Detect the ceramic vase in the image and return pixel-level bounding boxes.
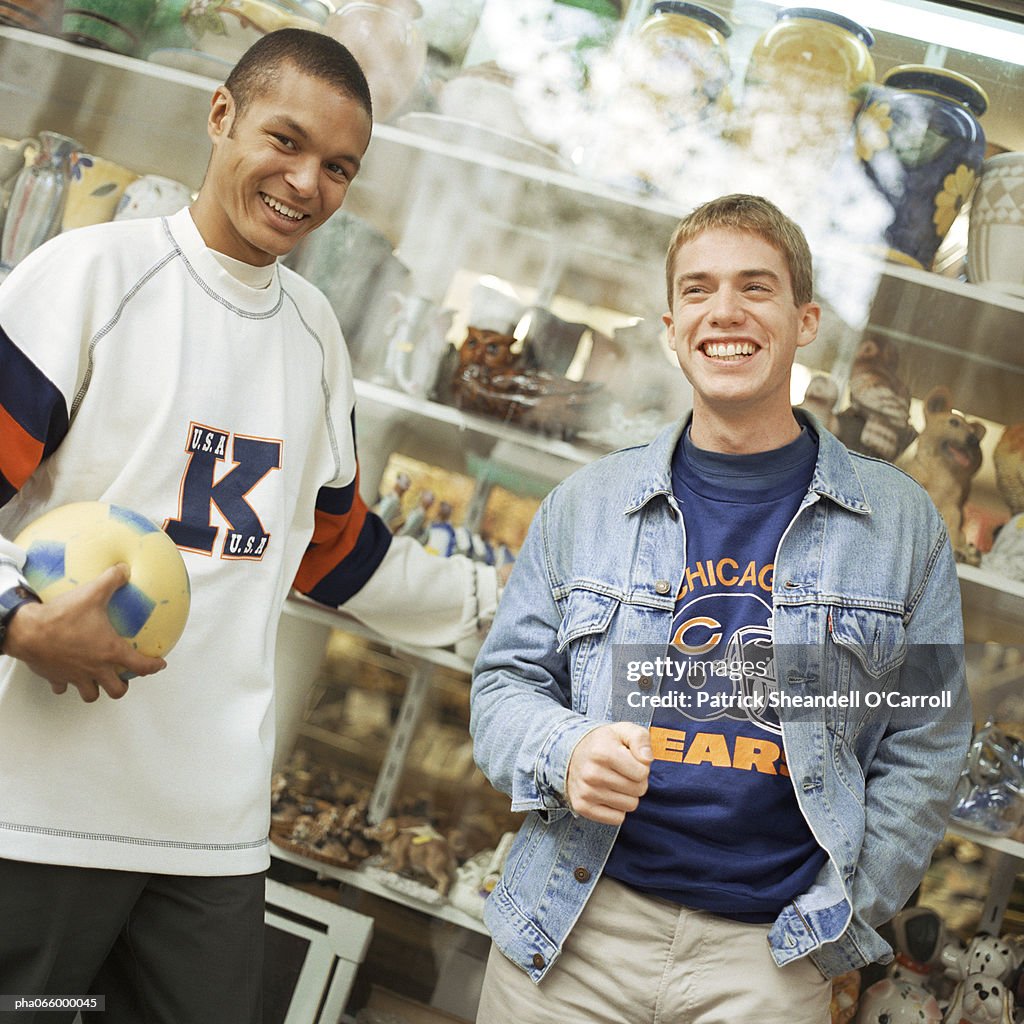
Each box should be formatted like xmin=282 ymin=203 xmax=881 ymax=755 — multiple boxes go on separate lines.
xmin=324 ymin=0 xmax=426 ymax=123
xmin=854 ymin=65 xmax=987 ymax=270
xmin=0 ymin=136 xmax=37 ymax=236
xmin=0 ymin=131 xmax=83 ymax=272
xmin=967 ymin=152 xmax=1024 ymax=296
xmin=62 ymin=0 xmax=161 ymax=56
xmin=740 ymin=7 xmax=875 ymax=172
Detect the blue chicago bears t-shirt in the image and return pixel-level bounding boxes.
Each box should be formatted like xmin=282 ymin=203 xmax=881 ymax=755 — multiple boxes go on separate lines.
xmin=604 ymin=424 xmax=827 ymax=922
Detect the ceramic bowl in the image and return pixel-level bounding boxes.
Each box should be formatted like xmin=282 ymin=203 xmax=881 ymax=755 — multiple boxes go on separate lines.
xmin=437 ymin=66 xmax=531 ymax=139
xmin=113 ymin=174 xmax=193 ymax=221
xmin=62 ymin=153 xmax=139 ymax=231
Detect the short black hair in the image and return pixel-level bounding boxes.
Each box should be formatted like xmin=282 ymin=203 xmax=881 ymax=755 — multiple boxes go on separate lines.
xmin=224 ymin=28 xmax=372 ymax=123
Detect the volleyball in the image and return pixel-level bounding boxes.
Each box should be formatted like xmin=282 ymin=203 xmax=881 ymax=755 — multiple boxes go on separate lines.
xmin=15 ymin=502 xmax=191 ymax=658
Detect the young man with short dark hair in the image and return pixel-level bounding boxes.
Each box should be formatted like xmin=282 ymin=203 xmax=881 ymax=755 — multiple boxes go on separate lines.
xmin=0 ymin=29 xmax=497 ymax=1022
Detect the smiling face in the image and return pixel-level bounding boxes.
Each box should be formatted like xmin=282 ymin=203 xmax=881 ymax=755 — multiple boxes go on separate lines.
xmin=663 ymin=227 xmax=821 ymax=450
xmin=190 ymin=65 xmax=372 ymax=266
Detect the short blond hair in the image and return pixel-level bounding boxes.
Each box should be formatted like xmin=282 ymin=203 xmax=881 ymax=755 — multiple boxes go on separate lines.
xmin=664 ymin=194 xmax=813 ymax=307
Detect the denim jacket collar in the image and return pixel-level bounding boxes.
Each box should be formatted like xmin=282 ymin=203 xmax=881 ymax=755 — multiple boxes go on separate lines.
xmin=625 ymin=411 xmax=872 ymax=517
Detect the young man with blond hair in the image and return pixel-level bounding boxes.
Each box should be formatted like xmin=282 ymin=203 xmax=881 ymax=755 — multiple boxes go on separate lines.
xmin=471 ymin=194 xmax=970 ymax=1023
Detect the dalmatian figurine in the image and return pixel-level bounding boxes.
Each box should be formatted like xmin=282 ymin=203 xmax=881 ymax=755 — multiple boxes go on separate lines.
xmin=940 ymin=934 xmax=1019 ymax=1024
xmin=855 ymin=978 xmax=942 ymax=1023
xmin=941 ymin=975 xmax=1013 ymax=1024
xmin=855 ymin=907 xmax=948 ymax=1024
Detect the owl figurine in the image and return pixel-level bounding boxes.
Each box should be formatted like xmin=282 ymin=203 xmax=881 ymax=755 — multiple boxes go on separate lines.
xmin=451 ymin=326 xmax=603 ymax=440
xmin=836 ymin=336 xmax=918 ymax=462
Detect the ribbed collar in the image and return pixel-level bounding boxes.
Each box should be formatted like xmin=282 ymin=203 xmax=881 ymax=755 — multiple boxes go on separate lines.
xmin=623 ymin=411 xmax=872 ymax=516
xmin=163 ymin=208 xmax=283 ymax=317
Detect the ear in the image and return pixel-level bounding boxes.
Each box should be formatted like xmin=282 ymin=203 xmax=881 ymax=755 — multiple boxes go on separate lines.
xmin=207 ymin=85 xmax=236 ymax=145
xmin=662 ymin=311 xmax=676 ymax=351
xmin=796 ymin=301 xmax=821 ymax=349
xmin=924 ymin=386 xmax=953 ymax=416
xmin=970 ymin=420 xmax=987 ymax=442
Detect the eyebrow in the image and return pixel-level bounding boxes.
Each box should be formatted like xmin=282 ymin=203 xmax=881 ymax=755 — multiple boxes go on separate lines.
xmin=269 ymin=115 xmax=309 ymax=141
xmin=677 ymin=269 xmax=782 ymax=284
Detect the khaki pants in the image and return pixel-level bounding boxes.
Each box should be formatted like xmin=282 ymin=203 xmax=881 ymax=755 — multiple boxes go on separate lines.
xmin=477 ymin=876 xmax=831 ymax=1024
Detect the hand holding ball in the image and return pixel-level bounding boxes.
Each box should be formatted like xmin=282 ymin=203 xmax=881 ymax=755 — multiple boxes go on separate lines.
xmin=15 ymin=502 xmax=191 ymax=659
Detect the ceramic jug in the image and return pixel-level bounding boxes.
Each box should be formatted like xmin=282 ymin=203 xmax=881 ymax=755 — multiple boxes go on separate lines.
xmin=0 ymin=131 xmax=83 ymax=273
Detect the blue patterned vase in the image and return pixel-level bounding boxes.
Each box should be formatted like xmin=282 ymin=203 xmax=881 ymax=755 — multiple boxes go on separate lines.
xmin=853 ymin=64 xmax=987 ymax=270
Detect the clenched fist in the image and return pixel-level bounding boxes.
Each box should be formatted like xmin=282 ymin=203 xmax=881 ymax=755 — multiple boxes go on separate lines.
xmin=566 ymin=722 xmax=653 ymax=825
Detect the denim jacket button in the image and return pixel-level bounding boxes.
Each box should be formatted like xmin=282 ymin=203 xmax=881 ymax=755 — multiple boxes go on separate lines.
xmin=654 ymin=579 xmax=671 ymax=595
xmin=637 ymin=675 xmax=653 ymax=691
xmin=532 ymin=953 xmax=546 ymax=968
xmin=573 ymin=866 xmax=591 ymax=883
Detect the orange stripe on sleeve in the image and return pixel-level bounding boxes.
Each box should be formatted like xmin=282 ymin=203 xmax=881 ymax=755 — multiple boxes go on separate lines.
xmin=293 ymin=494 xmax=370 ymax=592
xmin=0 ymin=403 xmax=45 ymax=489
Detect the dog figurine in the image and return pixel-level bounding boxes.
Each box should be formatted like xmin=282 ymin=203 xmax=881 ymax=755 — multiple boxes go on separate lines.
xmin=366 ymin=817 xmax=458 ymax=896
xmin=941 ymin=934 xmax=1019 ymax=1024
xmin=901 ymin=386 xmax=986 ymax=565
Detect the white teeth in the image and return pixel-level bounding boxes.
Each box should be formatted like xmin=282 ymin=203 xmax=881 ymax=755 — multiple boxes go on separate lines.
xmin=704 ymin=341 xmax=755 ymax=359
xmin=261 ymin=194 xmax=305 ymax=220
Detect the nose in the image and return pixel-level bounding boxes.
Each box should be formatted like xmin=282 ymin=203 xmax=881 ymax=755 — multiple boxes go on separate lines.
xmin=708 ymin=287 xmax=745 ymax=327
xmin=284 ymin=157 xmax=319 ymax=198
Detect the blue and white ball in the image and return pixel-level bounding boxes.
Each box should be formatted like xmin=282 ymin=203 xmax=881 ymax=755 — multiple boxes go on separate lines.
xmin=15 ymin=502 xmax=191 ymax=658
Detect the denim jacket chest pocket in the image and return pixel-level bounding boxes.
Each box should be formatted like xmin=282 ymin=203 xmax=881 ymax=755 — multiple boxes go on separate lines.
xmin=555 ymin=587 xmax=619 ymax=716
xmin=826 ymin=605 xmax=908 ymax=748
xmin=828 ymin=606 xmax=908 ymax=681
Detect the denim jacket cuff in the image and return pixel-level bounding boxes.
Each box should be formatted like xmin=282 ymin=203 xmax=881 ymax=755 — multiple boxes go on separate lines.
xmin=534 ymin=715 xmax=604 ymax=813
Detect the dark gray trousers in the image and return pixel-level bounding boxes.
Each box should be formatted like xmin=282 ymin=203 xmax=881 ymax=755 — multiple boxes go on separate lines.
xmin=0 ymin=858 xmax=264 ymax=1024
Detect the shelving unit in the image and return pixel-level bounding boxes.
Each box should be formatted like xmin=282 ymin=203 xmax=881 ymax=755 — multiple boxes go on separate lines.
xmin=4 ymin=9 xmax=1024 ymax=1017
xmin=270 ymin=842 xmax=490 ymax=937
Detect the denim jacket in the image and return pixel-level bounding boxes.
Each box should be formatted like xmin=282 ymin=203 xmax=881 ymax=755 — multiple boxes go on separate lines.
xmin=470 ymin=414 xmax=971 ymax=982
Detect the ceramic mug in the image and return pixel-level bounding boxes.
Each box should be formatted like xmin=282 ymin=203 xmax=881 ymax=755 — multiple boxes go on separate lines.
xmin=113 ymin=174 xmax=193 ymax=220
xmin=61 ymin=153 xmax=139 ymax=231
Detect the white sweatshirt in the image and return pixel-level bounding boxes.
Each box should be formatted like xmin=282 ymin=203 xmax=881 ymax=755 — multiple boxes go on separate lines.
xmin=0 ymin=209 xmax=494 ymax=875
